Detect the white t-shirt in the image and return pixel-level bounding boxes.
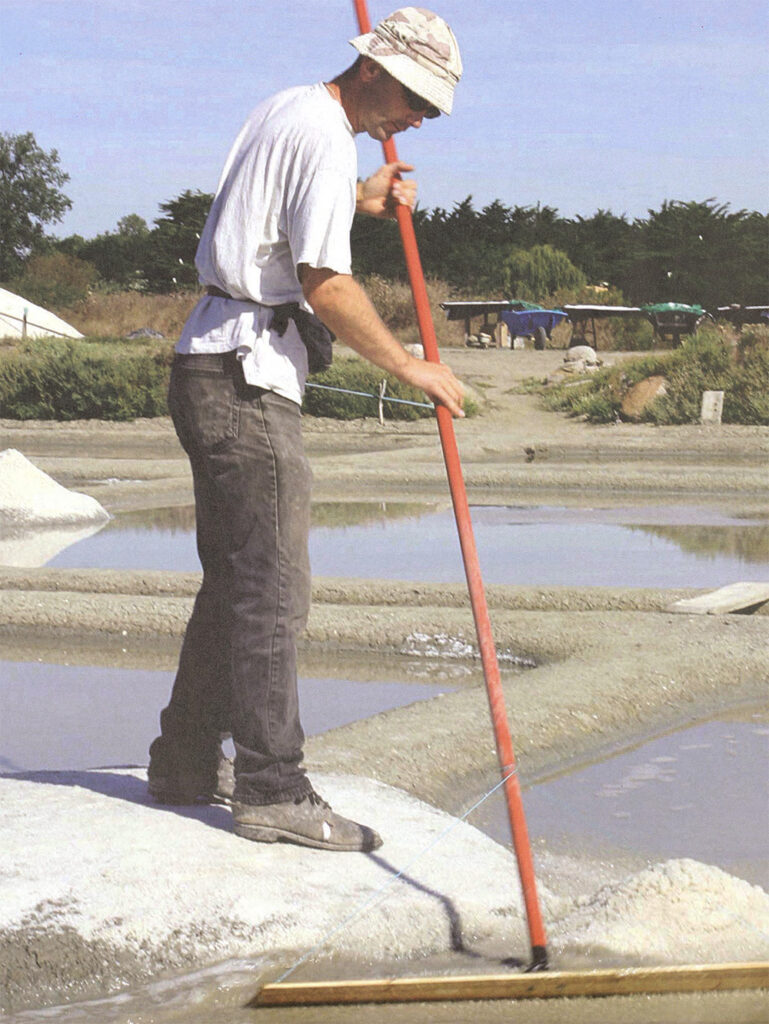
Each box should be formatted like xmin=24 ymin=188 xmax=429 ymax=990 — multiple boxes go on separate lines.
xmin=176 ymin=84 xmax=357 ymax=403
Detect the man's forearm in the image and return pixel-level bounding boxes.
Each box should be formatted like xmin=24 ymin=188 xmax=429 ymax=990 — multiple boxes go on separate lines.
xmin=301 ymin=269 xmax=414 ymax=379
xmin=300 ymin=265 xmax=465 ymax=417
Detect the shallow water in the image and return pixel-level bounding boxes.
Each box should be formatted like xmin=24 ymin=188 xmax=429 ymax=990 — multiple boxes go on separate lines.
xmin=471 ymin=705 xmax=769 ymax=889
xmin=0 ymin=657 xmax=471 ymax=773
xmin=36 ymin=502 xmax=769 ymax=588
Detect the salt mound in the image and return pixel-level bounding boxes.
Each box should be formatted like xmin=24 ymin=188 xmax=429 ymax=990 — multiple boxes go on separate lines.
xmin=0 ymin=449 xmax=109 ymax=529
xmin=556 ymin=858 xmax=769 ymax=963
xmin=0 ymin=770 xmax=541 ymax=1010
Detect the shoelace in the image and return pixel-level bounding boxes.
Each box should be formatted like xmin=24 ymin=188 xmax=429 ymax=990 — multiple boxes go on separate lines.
xmin=296 ymin=790 xmax=330 ymax=810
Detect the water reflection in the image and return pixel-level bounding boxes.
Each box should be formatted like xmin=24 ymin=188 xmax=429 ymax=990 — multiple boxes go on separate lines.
xmin=631 ymin=524 xmax=769 ymax=565
xmin=9 ymin=503 xmax=769 ymax=587
xmin=110 ymin=505 xmax=197 ymax=532
xmin=107 ymin=500 xmax=440 ymax=532
xmin=471 ymin=707 xmax=769 ymax=888
xmin=311 ymin=500 xmax=441 ymax=528
xmin=0 ymin=520 xmax=106 ymax=568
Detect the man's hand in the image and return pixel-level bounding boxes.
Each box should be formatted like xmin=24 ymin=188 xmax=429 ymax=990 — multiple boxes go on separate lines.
xmin=300 ymin=267 xmax=465 ymax=418
xmin=394 ymin=355 xmax=465 ymax=418
xmin=357 ymin=161 xmax=416 ymax=219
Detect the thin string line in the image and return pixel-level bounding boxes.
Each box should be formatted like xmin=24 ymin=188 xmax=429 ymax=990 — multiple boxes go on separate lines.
xmin=305 ymin=380 xmax=436 ymax=407
xmin=272 ymin=766 xmax=518 ymax=985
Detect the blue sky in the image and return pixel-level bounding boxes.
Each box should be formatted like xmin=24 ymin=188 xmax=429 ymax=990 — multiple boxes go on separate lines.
xmin=3 ymin=0 xmax=767 ymax=238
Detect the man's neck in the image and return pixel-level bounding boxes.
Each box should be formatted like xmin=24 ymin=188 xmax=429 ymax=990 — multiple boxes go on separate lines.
xmin=327 ymin=70 xmax=362 ymax=133
xmin=324 ymin=81 xmax=342 ymax=105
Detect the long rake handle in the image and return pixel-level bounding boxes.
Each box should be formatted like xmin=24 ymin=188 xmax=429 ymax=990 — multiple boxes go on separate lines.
xmin=351 ymin=0 xmax=548 ymax=969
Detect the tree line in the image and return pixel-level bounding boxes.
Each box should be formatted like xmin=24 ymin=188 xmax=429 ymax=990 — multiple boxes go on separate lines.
xmin=2 ymin=131 xmax=766 ymax=312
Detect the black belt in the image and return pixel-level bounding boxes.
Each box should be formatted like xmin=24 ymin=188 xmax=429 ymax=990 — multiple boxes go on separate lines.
xmin=204 ymin=286 xmax=333 ymax=373
xmin=206 ymin=285 xmax=235 ymax=300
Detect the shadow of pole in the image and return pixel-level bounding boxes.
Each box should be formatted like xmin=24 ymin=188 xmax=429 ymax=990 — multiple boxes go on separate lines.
xmin=368 ymin=851 xmax=524 ymax=968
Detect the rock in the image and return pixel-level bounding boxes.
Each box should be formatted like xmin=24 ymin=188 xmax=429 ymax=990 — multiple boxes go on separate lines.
xmin=561 ymin=345 xmax=602 ymax=375
xmin=621 ymin=375 xmax=667 ymax=421
xmin=125 ymin=328 xmax=164 ymax=340
xmin=403 ymin=343 xmax=424 ymax=359
xmin=564 ymin=345 xmax=599 ymax=364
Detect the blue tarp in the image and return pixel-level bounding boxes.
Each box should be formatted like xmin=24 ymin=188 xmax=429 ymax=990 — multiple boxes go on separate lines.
xmin=500 ymin=308 xmax=567 ymax=337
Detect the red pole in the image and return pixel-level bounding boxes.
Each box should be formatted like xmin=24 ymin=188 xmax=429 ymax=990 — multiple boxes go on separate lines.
xmin=351 ymin=0 xmax=548 ymax=970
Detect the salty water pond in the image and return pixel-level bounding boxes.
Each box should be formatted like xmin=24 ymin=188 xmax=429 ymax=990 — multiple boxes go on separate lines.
xmin=472 ymin=704 xmax=769 ymax=890
xmin=0 ymin=655 xmax=474 ymax=774
xmin=43 ymin=502 xmax=769 ymax=588
xmin=3 ymin=502 xmax=767 ymax=1023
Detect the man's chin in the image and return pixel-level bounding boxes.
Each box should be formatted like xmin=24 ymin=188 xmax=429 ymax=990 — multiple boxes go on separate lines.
xmin=367 ymin=125 xmax=394 ymax=142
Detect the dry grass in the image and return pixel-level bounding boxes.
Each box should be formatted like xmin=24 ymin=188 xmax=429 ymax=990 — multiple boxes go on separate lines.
xmin=56 ymin=290 xmax=201 ymax=340
xmin=356 ymin=275 xmax=466 ymax=348
xmin=54 ymin=277 xmax=466 ymax=347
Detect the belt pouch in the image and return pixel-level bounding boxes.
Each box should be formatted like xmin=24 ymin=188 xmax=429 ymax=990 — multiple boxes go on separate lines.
xmin=270 ymin=303 xmax=333 ymax=374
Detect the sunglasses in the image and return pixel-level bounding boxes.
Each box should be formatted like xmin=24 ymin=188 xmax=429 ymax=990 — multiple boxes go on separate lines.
xmin=401 ymin=82 xmax=440 ymax=119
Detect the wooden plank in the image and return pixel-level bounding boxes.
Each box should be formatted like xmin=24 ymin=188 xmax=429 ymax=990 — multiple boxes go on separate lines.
xmin=251 ymin=961 xmax=769 ymax=1007
xmin=668 ymin=582 xmax=769 ymax=615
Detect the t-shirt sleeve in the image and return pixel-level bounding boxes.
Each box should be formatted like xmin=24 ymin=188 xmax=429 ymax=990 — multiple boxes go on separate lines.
xmin=284 ymin=131 xmax=356 ymax=276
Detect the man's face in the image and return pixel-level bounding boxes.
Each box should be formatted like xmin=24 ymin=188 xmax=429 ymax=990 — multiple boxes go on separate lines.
xmin=361 ymin=65 xmax=438 ymax=141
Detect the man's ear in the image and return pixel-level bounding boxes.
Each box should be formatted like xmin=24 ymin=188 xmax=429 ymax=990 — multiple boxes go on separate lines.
xmin=359 ymin=57 xmax=383 ymax=83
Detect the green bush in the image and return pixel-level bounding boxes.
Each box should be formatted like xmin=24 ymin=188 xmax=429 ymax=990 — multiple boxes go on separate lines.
xmin=503 ymin=244 xmax=586 ymax=302
xmin=646 ymin=330 xmax=732 ymax=424
xmin=542 ymin=328 xmax=768 ymax=425
xmin=0 ymin=338 xmax=170 ymax=420
xmin=611 ymin=316 xmax=655 ymax=351
xmin=722 ymin=328 xmax=769 ymax=425
xmin=0 ymin=340 xmax=472 ymax=422
xmin=7 ymin=252 xmax=98 ymax=309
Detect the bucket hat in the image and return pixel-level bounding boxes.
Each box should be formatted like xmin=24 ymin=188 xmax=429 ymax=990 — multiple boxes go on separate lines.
xmin=349 ymin=7 xmax=462 ymax=116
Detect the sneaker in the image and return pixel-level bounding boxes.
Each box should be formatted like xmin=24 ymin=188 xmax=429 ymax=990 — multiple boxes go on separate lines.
xmin=148 ymin=755 xmax=235 ymax=805
xmin=232 ymin=790 xmax=382 ymax=852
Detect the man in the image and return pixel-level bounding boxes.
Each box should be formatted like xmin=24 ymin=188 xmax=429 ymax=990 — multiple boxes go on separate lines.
xmin=148 ymin=8 xmax=463 ymax=852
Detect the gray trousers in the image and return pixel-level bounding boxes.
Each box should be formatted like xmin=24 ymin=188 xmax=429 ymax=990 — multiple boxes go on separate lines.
xmin=149 ymin=352 xmax=313 ymax=804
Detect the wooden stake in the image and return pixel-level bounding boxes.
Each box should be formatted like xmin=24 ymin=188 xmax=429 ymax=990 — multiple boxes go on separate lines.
xmin=251 ymin=961 xmax=769 ymax=1007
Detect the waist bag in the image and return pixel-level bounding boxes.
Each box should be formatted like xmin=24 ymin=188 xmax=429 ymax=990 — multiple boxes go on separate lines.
xmin=205 ymin=286 xmax=333 ymax=374
xmin=270 ymin=303 xmax=334 ymax=374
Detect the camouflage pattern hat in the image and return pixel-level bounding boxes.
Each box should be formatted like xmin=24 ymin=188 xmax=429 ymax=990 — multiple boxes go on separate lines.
xmin=349 ymin=7 xmax=462 ymax=116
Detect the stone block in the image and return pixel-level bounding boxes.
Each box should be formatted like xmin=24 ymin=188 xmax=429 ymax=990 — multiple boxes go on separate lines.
xmin=700 ymin=390 xmax=724 ymax=425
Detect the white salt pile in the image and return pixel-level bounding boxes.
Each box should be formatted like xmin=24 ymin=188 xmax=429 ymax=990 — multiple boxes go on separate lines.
xmin=0 ymin=770 xmax=538 ymax=1010
xmin=0 ymin=448 xmax=109 ymax=529
xmin=554 ymin=857 xmax=769 ymax=963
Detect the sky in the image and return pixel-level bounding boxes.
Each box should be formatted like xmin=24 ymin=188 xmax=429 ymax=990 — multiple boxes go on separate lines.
xmin=3 ymin=0 xmax=768 ymax=239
